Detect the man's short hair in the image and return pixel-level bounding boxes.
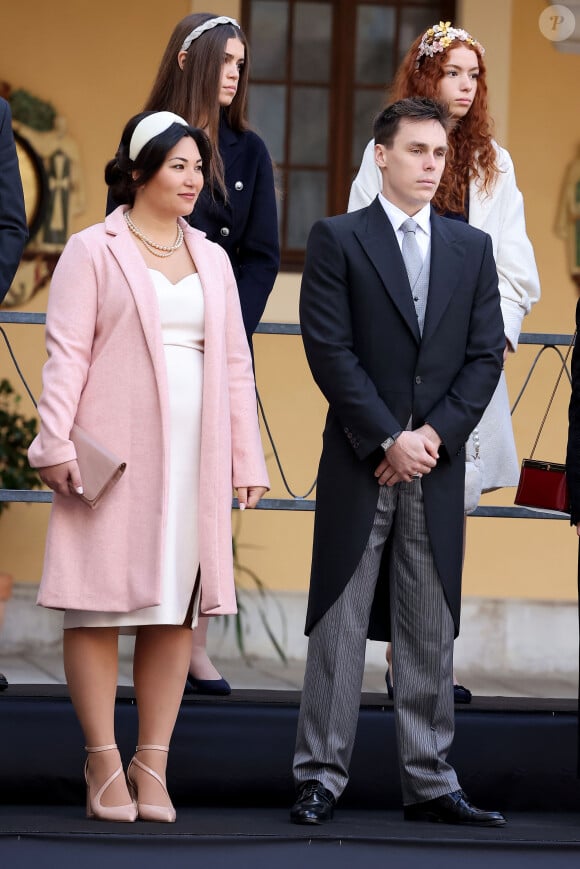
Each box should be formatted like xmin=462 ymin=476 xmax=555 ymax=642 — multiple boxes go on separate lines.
xmin=373 ymin=98 xmax=451 ymax=148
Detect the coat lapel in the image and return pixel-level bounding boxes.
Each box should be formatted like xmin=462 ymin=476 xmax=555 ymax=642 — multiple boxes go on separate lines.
xmin=354 ymin=197 xmax=421 ymax=343
xmin=104 ymin=206 xmax=167 ymax=379
xmin=422 ymin=210 xmax=467 ymax=343
xmin=219 ymin=116 xmax=242 ymax=173
xmin=105 ymin=209 xmax=221 ymax=362
xmin=182 ymin=223 xmax=221 ymax=351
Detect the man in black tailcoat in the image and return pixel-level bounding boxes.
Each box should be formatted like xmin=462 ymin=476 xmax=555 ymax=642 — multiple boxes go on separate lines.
xmin=290 ymin=99 xmax=506 ymax=827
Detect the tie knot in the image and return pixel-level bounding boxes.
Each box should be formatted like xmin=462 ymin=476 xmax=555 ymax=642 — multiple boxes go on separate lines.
xmin=400 ymin=218 xmax=418 ymax=235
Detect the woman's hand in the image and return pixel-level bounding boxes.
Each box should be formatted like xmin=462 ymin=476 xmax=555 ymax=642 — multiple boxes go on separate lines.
xmin=38 ymin=460 xmax=83 ymax=497
xmin=236 ymin=486 xmax=268 ymax=510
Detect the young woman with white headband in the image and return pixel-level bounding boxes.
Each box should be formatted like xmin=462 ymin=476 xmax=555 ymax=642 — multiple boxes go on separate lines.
xmin=348 ymin=22 xmax=541 ymax=704
xmin=30 ymin=111 xmax=269 ymax=822
xmin=142 ymin=12 xmax=279 ymax=349
xmin=139 ymin=12 xmax=279 ymax=697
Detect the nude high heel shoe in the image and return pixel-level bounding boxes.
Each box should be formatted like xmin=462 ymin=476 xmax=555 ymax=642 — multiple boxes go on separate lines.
xmin=127 ymin=744 xmax=176 ymax=823
xmin=84 ymin=744 xmax=137 ymax=822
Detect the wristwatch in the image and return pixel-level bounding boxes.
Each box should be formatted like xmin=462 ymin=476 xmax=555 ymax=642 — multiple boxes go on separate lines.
xmin=381 ymin=431 xmax=403 ymax=452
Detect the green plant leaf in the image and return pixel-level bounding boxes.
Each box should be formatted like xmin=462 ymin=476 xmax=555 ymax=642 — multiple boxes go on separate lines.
xmin=0 ymin=378 xmax=42 ymax=515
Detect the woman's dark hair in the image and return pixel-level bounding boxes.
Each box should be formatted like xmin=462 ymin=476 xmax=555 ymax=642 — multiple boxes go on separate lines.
xmin=143 ymin=13 xmax=250 ymax=196
xmin=105 ymin=111 xmax=211 ymax=206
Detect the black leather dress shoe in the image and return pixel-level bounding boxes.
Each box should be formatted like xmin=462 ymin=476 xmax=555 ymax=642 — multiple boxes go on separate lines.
xmin=290 ymin=780 xmax=336 ymax=824
xmin=404 ymin=790 xmax=506 ymax=826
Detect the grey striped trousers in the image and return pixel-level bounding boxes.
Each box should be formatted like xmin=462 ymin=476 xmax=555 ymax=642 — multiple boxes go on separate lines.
xmin=293 ymin=479 xmax=460 ymax=804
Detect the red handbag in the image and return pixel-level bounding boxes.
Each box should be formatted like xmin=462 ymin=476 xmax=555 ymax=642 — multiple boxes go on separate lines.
xmin=514 ymin=333 xmax=575 ymax=513
xmin=515 ymin=459 xmax=569 ymax=512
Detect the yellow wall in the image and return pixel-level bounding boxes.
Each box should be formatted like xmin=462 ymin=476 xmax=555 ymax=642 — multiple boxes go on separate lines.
xmin=1 ymin=0 xmax=580 ymax=606
xmin=458 ymin=0 xmax=513 ymax=145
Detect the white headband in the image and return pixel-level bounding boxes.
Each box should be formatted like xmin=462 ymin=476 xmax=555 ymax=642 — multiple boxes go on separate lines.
xmin=181 ymin=16 xmax=240 ymax=52
xmin=129 ymin=111 xmax=188 ymax=162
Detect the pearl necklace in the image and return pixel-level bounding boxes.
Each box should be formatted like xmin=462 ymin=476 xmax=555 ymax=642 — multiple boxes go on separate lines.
xmin=124 ymin=210 xmax=184 ymax=258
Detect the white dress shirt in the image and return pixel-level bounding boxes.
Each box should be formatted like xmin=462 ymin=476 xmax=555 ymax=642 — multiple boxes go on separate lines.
xmin=378 ymin=194 xmax=431 ymax=262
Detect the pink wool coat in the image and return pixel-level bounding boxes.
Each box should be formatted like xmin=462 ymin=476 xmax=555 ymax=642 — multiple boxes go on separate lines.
xmin=29 ymin=206 xmax=269 ymax=615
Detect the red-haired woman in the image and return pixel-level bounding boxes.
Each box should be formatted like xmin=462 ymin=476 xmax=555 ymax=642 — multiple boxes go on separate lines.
xmin=349 ymin=22 xmax=541 ymax=701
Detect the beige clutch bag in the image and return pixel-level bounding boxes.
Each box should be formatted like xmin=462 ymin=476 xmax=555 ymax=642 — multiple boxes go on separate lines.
xmin=70 ymin=424 xmax=127 ymax=509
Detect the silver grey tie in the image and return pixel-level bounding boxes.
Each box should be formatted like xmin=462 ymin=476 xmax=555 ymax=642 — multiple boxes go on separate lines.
xmin=400 ymin=218 xmax=429 ymax=334
xmin=400 ymin=218 xmax=422 ymax=288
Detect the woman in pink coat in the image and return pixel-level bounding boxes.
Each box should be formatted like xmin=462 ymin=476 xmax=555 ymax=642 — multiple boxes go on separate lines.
xmin=28 ymin=111 xmax=269 ymax=823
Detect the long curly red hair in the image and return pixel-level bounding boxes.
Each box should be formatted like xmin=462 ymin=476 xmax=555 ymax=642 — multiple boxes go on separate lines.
xmin=389 ymin=32 xmax=498 ymax=215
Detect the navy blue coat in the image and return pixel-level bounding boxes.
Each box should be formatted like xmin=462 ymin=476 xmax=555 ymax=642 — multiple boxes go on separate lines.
xmin=189 ymin=117 xmax=279 ymax=344
xmin=0 ymin=98 xmax=28 ymax=302
xmin=566 ymin=299 xmax=580 ymax=524
xmin=300 ymin=198 xmax=504 ymax=640
xmin=565 ymin=300 xmax=580 ymax=772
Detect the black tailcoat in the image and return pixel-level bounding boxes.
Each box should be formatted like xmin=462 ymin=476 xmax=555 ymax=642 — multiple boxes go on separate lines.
xmin=300 ymin=197 xmax=504 ymax=640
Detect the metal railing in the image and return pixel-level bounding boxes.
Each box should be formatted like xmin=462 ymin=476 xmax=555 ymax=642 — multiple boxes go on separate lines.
xmin=0 ymin=311 xmax=574 ymax=521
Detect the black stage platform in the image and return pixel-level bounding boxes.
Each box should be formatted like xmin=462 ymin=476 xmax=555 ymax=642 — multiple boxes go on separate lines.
xmin=1 ymin=687 xmax=580 ymax=867
xmin=3 ymin=807 xmax=580 ymax=869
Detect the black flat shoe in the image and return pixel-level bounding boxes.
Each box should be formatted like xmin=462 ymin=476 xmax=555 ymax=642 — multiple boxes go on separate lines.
xmin=0 ymin=673 xmax=7 ymax=691
xmin=184 ymin=675 xmax=231 ymax=696
xmin=290 ymin=780 xmax=336 ymax=825
xmin=385 ymin=667 xmax=393 ymax=700
xmin=404 ymin=790 xmax=506 ymax=827
xmin=386 ymin=670 xmax=472 ymax=705
xmin=454 ymin=683 xmax=472 ymax=704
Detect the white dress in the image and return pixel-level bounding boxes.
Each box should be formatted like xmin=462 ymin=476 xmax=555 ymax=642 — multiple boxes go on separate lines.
xmin=64 ymin=269 xmax=204 ymax=629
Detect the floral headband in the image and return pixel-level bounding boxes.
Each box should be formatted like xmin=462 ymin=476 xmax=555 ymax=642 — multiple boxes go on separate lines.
xmin=416 ymin=21 xmax=484 ymax=69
